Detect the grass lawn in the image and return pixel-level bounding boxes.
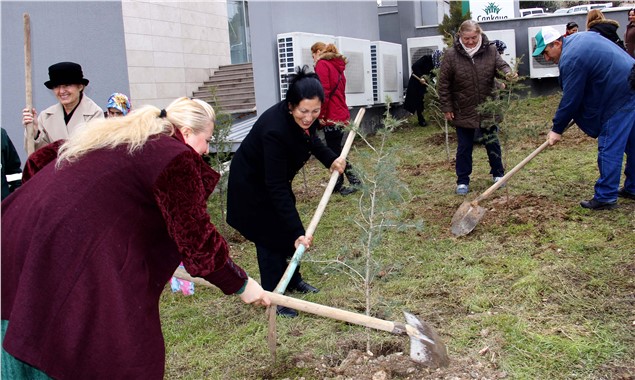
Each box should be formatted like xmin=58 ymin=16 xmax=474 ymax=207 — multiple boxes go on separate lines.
xmin=161 ymin=94 xmax=635 ymax=379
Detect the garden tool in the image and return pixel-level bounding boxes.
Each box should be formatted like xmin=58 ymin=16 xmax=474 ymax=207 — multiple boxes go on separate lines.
xmin=266 ymin=107 xmax=365 ymax=359
xmin=24 ymin=13 xmax=35 ymax=156
xmin=451 ymin=139 xmax=550 ymax=236
xmin=451 ymin=121 xmax=575 ymax=237
xmin=173 ymin=267 xmax=450 ymax=368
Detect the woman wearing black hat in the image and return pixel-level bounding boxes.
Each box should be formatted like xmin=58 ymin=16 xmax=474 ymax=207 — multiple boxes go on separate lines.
xmin=21 ymin=62 xmax=103 ymax=154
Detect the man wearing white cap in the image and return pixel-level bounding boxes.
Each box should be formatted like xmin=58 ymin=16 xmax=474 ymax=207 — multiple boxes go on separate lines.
xmin=532 ymin=26 xmax=635 ymax=210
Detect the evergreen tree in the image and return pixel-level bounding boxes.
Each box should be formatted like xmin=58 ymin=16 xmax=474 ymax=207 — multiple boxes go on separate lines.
xmin=439 ymin=1 xmax=471 ymax=46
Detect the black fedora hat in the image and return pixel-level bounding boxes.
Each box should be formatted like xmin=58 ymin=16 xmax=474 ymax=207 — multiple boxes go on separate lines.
xmin=44 ymin=62 xmax=89 ymax=89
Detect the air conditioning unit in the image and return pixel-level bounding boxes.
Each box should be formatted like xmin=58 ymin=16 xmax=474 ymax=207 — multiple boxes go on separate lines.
xmin=370 ymin=41 xmax=403 ymax=104
xmin=528 ymin=25 xmax=565 ymax=79
xmin=335 ymin=36 xmax=374 ymax=107
xmin=482 ymin=29 xmax=517 ymax=68
xmin=276 ymin=32 xmax=336 ymax=101
xmin=406 ymin=35 xmax=445 ymax=76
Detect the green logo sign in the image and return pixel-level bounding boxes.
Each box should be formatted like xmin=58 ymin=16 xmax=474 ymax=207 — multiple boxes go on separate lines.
xmin=484 ymin=2 xmax=501 ymax=14
xmin=478 ymin=2 xmax=507 ymax=21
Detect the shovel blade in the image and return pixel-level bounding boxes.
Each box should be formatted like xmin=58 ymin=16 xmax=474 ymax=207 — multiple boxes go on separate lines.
xmin=403 ymin=311 xmax=449 ymax=368
xmin=450 ymin=201 xmax=486 ymax=237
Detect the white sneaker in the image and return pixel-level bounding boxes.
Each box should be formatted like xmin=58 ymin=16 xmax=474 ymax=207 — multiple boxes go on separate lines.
xmin=456 ymin=184 xmax=469 ymax=195
xmin=493 ymin=177 xmax=506 ymax=188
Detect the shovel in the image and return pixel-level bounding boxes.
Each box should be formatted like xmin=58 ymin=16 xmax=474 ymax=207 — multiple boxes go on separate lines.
xmin=451 ymin=139 xmax=550 ymax=237
xmin=173 ymin=267 xmax=450 ymax=368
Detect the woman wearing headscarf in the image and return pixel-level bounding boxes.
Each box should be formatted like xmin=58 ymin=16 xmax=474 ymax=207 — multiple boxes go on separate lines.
xmin=2 ymin=97 xmax=269 ymax=379
xmin=438 ymin=20 xmax=515 ymax=195
xmin=227 ymin=66 xmax=346 ymax=318
xmin=404 ymin=54 xmax=434 ymax=127
xmin=105 ymin=92 xmax=132 ymax=117
xmin=586 ymin=9 xmax=626 ymax=50
xmin=21 ymin=61 xmax=103 ymax=153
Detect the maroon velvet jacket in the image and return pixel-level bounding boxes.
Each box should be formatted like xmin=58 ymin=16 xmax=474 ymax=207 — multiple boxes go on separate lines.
xmin=1 ymin=132 xmax=247 ymax=379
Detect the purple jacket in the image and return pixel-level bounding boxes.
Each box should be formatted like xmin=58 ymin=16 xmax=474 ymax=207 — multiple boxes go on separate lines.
xmin=1 ymin=132 xmax=246 ymax=379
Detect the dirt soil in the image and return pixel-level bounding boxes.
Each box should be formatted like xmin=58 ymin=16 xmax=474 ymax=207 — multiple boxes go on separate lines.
xmin=285 ymin=349 xmax=510 ymax=380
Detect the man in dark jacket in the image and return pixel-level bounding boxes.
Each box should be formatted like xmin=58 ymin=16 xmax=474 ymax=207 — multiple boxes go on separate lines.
xmin=1 ymin=128 xmax=22 ymax=200
xmin=533 ymin=26 xmax=635 ymax=209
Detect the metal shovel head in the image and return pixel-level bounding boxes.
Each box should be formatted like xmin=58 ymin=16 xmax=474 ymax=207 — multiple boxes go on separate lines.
xmin=451 ymin=200 xmax=487 ymax=237
xmin=403 ymin=311 xmax=450 ymax=368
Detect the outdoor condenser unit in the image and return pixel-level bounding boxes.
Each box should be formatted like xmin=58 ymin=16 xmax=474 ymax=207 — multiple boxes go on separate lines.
xmin=335 ymin=36 xmax=374 ymax=107
xmin=276 ymin=32 xmax=336 ymax=101
xmin=528 ymin=25 xmax=565 ymax=79
xmin=370 ymin=41 xmax=403 ymax=104
xmin=482 ymin=29 xmax=517 ymax=69
xmin=406 ymin=35 xmax=445 ymax=76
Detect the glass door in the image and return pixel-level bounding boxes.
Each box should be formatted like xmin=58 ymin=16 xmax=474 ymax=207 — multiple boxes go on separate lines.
xmin=227 ymin=0 xmax=251 ymax=64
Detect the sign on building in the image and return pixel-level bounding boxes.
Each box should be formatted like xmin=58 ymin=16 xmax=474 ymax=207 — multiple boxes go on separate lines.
xmin=469 ymin=0 xmax=514 ymax=22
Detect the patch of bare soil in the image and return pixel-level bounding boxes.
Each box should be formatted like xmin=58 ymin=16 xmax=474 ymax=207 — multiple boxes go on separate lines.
xmin=287 ymin=349 xmax=508 ymax=380
xmin=401 ymin=161 xmax=454 ymax=176
xmin=479 ymin=194 xmax=568 ymax=229
xmin=426 ymin=132 xmax=457 ymax=146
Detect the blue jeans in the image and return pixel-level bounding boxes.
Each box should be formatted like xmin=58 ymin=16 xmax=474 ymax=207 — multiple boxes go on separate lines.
xmin=594 ymin=93 xmax=635 ymax=202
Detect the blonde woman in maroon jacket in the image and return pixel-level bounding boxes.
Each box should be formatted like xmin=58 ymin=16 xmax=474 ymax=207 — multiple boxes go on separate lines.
xmin=311 ymin=42 xmax=361 ymax=195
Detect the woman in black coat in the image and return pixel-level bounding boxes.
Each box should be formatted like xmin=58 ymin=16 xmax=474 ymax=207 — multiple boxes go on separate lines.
xmin=227 ymin=66 xmax=346 ymax=318
xmin=404 ymin=54 xmax=434 ymax=127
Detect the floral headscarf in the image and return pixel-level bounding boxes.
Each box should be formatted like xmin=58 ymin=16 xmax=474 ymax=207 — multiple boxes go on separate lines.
xmin=106 ymin=93 xmax=131 ymax=116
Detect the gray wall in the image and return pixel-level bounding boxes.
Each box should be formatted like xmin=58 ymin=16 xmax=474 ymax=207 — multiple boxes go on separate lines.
xmin=1 ymin=1 xmax=129 ymax=164
xmin=248 ymin=1 xmax=380 ymax=115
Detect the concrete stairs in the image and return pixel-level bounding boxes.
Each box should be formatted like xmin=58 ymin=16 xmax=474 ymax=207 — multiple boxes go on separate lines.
xmin=192 ymin=63 xmax=256 ymax=116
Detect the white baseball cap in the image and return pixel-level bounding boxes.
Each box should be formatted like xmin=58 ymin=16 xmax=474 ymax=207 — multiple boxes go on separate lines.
xmin=532 ymin=26 xmax=561 ymax=57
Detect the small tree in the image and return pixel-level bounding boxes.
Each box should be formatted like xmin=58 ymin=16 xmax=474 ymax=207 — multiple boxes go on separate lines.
xmin=342 ymin=103 xmax=423 ymax=353
xmin=205 ymin=86 xmax=234 ymax=232
xmin=438 ymin=1 xmax=471 ymax=46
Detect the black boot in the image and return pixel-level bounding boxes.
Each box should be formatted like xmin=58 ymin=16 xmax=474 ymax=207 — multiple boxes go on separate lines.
xmin=289 ymin=280 xmax=319 ymax=294
xmin=417 ymin=112 xmax=427 ymax=127
xmin=340 ymin=165 xmax=361 ymax=195
xmin=333 ymin=174 xmax=344 ymax=193
xmin=276 ymin=306 xmax=298 ymax=318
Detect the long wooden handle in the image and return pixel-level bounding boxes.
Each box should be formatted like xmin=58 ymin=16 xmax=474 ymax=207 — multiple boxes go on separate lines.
xmin=473 ymin=120 xmax=574 ymax=204
xmin=172 ymin=267 xmax=403 ymax=335
xmin=474 ymin=139 xmax=550 ymax=203
xmin=273 ymin=107 xmax=366 ymax=295
xmin=24 ymin=13 xmax=35 ymax=156
xmin=304 ymin=107 xmax=365 ymax=237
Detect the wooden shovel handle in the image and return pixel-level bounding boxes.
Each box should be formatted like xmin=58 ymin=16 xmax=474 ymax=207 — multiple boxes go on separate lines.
xmin=474 ymin=139 xmax=550 ymax=203
xmin=172 ymin=267 xmax=402 ymax=335
xmin=24 ymin=13 xmax=35 ymax=156
xmin=305 ymin=107 xmax=365 ymax=237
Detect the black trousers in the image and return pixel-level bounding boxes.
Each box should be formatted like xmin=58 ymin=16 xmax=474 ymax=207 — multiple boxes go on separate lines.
xmin=255 ymin=243 xmax=302 ymax=291
xmin=455 ymin=125 xmax=504 ymax=185
xmin=323 ymin=126 xmax=358 ymax=186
